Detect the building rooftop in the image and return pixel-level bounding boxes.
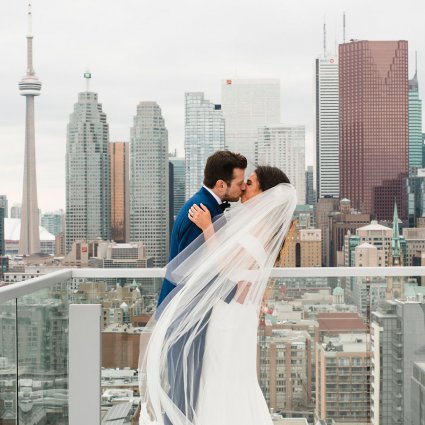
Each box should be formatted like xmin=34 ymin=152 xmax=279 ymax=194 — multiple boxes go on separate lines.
xmin=322 ymin=333 xmax=369 ymax=354
xmin=317 ymin=312 xmax=367 ymax=333
xmin=358 ymin=220 xmax=391 ymax=232
xmin=103 ymin=323 xmax=144 ymax=334
xmin=101 ymin=401 xmax=133 ymax=425
xmin=356 ymin=242 xmax=376 ymax=249
xmin=269 ymin=329 xmax=310 ymax=344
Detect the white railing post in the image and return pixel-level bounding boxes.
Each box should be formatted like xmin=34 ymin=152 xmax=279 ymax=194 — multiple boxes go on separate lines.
xmin=69 ymin=304 xmax=102 ymax=425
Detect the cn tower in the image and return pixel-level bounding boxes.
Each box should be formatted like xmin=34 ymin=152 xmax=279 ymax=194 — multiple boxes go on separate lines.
xmin=18 ymin=1 xmax=41 ymax=255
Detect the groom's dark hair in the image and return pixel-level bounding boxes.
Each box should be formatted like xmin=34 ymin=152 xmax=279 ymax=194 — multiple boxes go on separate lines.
xmin=255 ymin=165 xmax=290 ymax=191
xmin=203 ymin=150 xmax=247 ymax=188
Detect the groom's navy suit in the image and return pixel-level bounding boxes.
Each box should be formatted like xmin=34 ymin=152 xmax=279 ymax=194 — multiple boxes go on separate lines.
xmin=157 ymin=186 xmax=224 ymax=307
xmin=157 ymin=186 xmax=226 ymax=422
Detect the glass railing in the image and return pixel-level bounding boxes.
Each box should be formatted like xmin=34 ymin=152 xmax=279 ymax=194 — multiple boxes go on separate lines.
xmin=1 ymin=266 xmax=425 ymax=424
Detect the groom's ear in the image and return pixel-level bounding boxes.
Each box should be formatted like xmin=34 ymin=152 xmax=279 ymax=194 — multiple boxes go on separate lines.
xmin=214 ymin=180 xmax=227 ymax=196
xmin=215 ymin=180 xmax=226 ymax=190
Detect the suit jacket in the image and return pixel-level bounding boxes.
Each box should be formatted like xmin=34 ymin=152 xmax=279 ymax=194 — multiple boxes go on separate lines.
xmin=157 ymin=187 xmax=223 ymax=307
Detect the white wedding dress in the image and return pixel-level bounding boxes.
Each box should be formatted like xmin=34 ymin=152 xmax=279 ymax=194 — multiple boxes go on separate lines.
xmin=139 ymin=184 xmax=297 ymax=425
xmin=195 ymin=299 xmax=272 ymax=425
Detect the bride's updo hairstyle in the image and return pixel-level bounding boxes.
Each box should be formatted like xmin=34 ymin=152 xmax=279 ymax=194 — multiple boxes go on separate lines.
xmin=255 ymin=165 xmax=290 ymax=191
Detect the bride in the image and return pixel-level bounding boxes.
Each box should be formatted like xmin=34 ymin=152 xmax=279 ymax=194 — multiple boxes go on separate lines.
xmin=139 ymin=166 xmax=297 ymax=425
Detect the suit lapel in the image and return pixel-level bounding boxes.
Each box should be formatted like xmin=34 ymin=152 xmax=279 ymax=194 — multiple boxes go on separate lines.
xmin=199 ymin=187 xmax=221 ymax=217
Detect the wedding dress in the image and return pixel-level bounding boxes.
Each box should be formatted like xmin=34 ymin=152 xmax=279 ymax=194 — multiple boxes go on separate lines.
xmin=196 ymin=299 xmax=273 ymax=425
xmin=139 ymin=183 xmax=297 ymax=425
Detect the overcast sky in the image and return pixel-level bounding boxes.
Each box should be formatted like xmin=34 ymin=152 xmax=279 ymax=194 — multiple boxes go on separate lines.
xmin=0 ymin=0 xmax=424 ymax=212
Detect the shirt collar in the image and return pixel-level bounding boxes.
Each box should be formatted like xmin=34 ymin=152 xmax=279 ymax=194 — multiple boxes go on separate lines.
xmin=202 ymin=185 xmax=223 ymax=205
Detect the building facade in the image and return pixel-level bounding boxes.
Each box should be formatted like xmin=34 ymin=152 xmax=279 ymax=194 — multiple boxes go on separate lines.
xmin=409 ymin=71 xmax=423 ymax=170
xmin=65 ymin=79 xmax=111 ymax=254
xmin=407 ymin=168 xmax=425 ymax=227
xmin=41 ymin=210 xmax=64 ymax=237
xmin=344 ymin=221 xmax=406 ymax=268
xmin=316 ymin=55 xmax=339 ymax=199
xmin=371 ymin=300 xmax=425 ymax=425
xmin=169 ymin=156 xmax=185 ymax=219
xmin=0 ymin=207 xmax=4 ymax=257
xmin=403 ymin=227 xmax=425 ymax=266
xmin=10 ymin=204 xmax=21 ymax=219
xmin=258 ymin=329 xmax=311 ymax=414
xmin=339 ymin=40 xmax=409 ymax=220
xmin=88 ymin=242 xmax=153 ymax=268
xmin=279 ymin=228 xmax=322 ymax=268
xmin=328 ymin=199 xmax=371 ymax=267
xmin=256 ymin=125 xmax=306 ymax=204
xmin=305 ymin=166 xmax=316 ymax=206
xmin=221 ymin=79 xmax=280 ymax=165
xmin=0 ymin=196 xmax=8 ymax=219
xmin=316 ymin=333 xmax=371 ymax=424
xmin=110 ymin=142 xmax=130 ymax=243
xmin=184 ymin=92 xmax=225 ymax=198
xmin=412 ymin=363 xmax=425 ymax=425
xmin=130 ymin=102 xmax=169 ymax=267
xmin=316 ymin=197 xmax=339 ymax=266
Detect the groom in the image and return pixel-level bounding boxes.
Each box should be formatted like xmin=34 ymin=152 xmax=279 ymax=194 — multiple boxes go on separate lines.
xmin=156 ymin=150 xmax=247 ymax=421
xmin=157 ymin=150 xmax=247 ymax=306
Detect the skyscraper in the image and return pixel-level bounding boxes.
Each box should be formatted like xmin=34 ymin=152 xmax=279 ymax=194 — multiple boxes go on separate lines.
xmin=65 ymin=73 xmax=111 ymax=253
xmin=372 ymin=300 xmax=425 ymax=425
xmin=130 ymin=102 xmax=169 ymax=267
xmin=169 ymin=155 xmax=185 ymax=219
xmin=221 ymin=79 xmax=280 ymax=165
xmin=0 ymin=196 xmax=8 ymax=219
xmin=305 ymin=166 xmax=316 ymax=206
xmin=256 ymin=125 xmax=306 ymax=204
xmin=10 ymin=204 xmax=22 ymax=219
xmin=316 ymin=55 xmax=339 ymax=199
xmin=110 ymin=142 xmax=130 ymax=243
xmin=184 ymin=92 xmax=225 ymax=198
xmin=339 ymin=40 xmax=409 ymax=220
xmin=18 ymin=2 xmax=41 ymax=255
xmin=41 ymin=210 xmax=64 ymax=237
xmin=422 ymin=133 xmax=425 ymax=168
xmin=316 ymin=197 xmax=339 ymax=266
xmin=406 ymin=168 xmax=425 ymax=227
xmin=0 ymin=206 xmax=7 ymax=279
xmin=0 ymin=207 xmax=4 ymax=256
xmin=408 ymin=67 xmax=423 ymax=170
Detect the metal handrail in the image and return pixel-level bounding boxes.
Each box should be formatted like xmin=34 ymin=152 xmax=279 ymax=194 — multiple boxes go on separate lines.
xmin=2 ymin=266 xmax=425 ymax=304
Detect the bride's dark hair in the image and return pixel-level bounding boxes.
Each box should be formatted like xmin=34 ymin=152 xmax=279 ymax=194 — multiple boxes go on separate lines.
xmin=255 ymin=165 xmax=290 ymax=191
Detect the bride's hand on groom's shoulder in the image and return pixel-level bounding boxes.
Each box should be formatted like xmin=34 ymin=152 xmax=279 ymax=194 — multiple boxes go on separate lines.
xmin=188 ymin=203 xmax=212 ymax=231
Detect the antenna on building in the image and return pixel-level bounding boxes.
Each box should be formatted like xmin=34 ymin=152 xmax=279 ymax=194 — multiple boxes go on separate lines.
xmin=343 ymin=12 xmax=346 ymax=43
xmin=334 ymin=31 xmax=338 ymax=56
xmin=323 ymin=21 xmax=327 ymax=57
xmin=415 ymin=51 xmax=418 ymax=76
xmin=27 ymin=1 xmax=33 ymax=37
xmin=84 ymin=70 xmax=91 ymax=92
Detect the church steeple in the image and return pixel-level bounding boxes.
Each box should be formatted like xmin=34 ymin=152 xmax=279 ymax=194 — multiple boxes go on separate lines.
xmin=392 ymin=200 xmax=401 ymax=264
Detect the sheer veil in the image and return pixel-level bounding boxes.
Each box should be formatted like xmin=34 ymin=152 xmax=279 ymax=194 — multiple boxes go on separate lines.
xmin=138 ymin=183 xmax=297 ymax=425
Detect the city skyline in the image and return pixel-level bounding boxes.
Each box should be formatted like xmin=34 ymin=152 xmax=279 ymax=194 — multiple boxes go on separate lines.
xmin=1 ymin=1 xmax=425 ymax=211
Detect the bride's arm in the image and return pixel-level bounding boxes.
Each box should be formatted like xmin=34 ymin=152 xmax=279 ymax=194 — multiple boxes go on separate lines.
xmin=188 ymin=203 xmax=215 ymax=240
xmin=235 ymin=281 xmax=252 ymax=303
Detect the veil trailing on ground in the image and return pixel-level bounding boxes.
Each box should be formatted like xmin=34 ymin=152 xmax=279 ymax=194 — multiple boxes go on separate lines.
xmin=138 ymin=183 xmax=297 ymax=425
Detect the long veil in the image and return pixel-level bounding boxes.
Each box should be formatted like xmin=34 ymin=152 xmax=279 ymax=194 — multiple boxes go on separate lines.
xmin=138 ymin=183 xmax=297 ymax=425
